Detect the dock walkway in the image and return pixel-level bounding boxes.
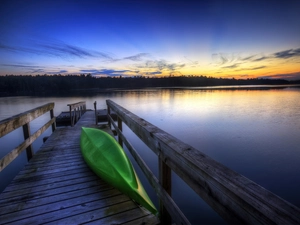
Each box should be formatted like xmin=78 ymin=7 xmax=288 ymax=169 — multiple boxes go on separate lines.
xmin=0 ymin=111 xmax=159 ymax=224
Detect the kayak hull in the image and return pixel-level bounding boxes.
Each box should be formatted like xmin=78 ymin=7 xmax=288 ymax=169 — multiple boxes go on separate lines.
xmin=80 ymin=127 xmax=157 ymax=215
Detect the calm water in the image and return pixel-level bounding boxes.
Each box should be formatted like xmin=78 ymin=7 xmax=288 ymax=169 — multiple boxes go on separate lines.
xmin=1 ymin=86 xmax=300 ymax=224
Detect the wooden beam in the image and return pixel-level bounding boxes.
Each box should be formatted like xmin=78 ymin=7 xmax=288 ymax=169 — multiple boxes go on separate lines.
xmin=0 ymin=103 xmax=54 ymax=137
xmin=0 ymin=117 xmax=56 ymax=172
xmin=117 ymin=117 xmax=123 ymax=147
xmin=22 ymin=123 xmax=33 ymax=161
xmin=94 ymin=101 xmax=97 ymax=125
xmin=106 ymin=99 xmax=300 ymax=224
xmin=67 ymin=101 xmax=86 ymax=111
xmin=50 ymin=109 xmax=56 ymax=132
xmin=159 ymin=159 xmax=172 ymax=225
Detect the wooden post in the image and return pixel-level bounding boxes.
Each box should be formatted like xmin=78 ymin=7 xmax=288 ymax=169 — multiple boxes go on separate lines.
xmin=159 ymin=158 xmax=172 ymax=224
xmin=50 ymin=109 xmax=56 ymax=132
xmin=94 ymin=101 xmax=97 ymax=125
xmin=69 ymin=105 xmax=73 ymax=127
xmin=22 ymin=123 xmax=33 ymax=161
xmin=117 ymin=117 xmax=123 ymax=147
xmin=107 ymin=105 xmax=111 ymax=129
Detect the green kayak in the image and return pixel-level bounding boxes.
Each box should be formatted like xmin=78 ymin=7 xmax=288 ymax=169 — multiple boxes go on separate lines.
xmin=80 ymin=127 xmax=157 ymax=215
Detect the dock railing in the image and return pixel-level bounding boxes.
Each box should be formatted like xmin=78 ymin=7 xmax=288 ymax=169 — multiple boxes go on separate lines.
xmin=67 ymin=101 xmax=86 ymax=127
xmin=106 ymin=99 xmax=300 ymax=225
xmin=0 ymin=103 xmax=56 ymax=172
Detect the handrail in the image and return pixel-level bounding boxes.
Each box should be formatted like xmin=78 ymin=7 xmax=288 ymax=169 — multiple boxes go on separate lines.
xmin=0 ymin=103 xmax=56 ymax=172
xmin=107 ymin=113 xmax=190 ymax=224
xmin=106 ymin=99 xmax=300 ymax=224
xmin=67 ymin=101 xmax=86 ymax=126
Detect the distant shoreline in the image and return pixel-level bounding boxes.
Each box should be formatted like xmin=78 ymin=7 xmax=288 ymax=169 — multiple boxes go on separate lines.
xmin=1 ymin=75 xmax=299 ymax=97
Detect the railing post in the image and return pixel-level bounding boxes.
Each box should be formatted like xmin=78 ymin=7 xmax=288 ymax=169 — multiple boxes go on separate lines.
xmin=107 ymin=105 xmax=111 ymax=129
xmin=159 ymin=158 xmax=172 ymax=225
xmin=69 ymin=105 xmax=73 ymax=127
xmin=50 ymin=109 xmax=56 ymax=132
xmin=117 ymin=117 xmax=123 ymax=147
xmin=94 ymin=101 xmax=98 ymax=125
xmin=22 ymin=123 xmax=33 ymax=161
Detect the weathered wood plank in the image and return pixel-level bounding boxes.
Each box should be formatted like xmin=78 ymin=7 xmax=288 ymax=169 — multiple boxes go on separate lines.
xmin=0 ymin=179 xmax=106 ymax=206
xmin=0 ymin=185 xmax=115 ymax=213
xmin=107 ymin=99 xmax=300 ymax=224
xmin=0 ymin=189 xmax=122 ymax=224
xmin=121 ymin=213 xmax=160 ymax=225
xmin=44 ymin=200 xmax=137 ymax=225
xmin=0 ymin=102 xmax=54 ymax=137
xmin=1 ymin=174 xmax=99 ymax=196
xmin=0 ymin=173 xmax=102 ymax=199
xmin=0 ymin=117 xmax=56 ymax=172
xmin=83 ymin=207 xmax=159 ymax=225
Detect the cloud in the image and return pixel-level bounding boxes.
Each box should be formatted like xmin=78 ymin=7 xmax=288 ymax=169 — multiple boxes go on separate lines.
xmin=138 ymin=60 xmax=185 ymax=71
xmin=1 ymin=63 xmax=39 ymax=68
xmin=258 ymin=71 xmax=300 ymax=80
xmin=184 ymin=56 xmax=199 ymax=66
xmin=79 ymin=69 xmax=134 ymax=77
xmin=252 ymin=56 xmax=269 ymax=62
xmin=251 ymin=66 xmax=266 ymax=70
xmin=0 ymin=63 xmax=69 ymax=74
xmin=123 ymin=53 xmax=150 ymax=61
xmin=144 ymin=71 xmax=162 ymax=76
xmin=273 ymin=48 xmax=300 ymax=59
xmin=234 ymin=66 xmax=266 ymax=72
xmin=0 ymin=39 xmax=115 ymax=60
xmin=222 ymin=63 xmax=240 ymax=69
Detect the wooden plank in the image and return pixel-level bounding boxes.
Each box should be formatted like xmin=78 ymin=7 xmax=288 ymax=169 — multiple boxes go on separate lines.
xmin=1 ymin=174 xmax=99 ymax=195
xmin=0 ymin=102 xmax=54 ymax=137
xmin=83 ymin=207 xmax=158 ymax=225
xmin=107 ymin=99 xmax=300 ymax=225
xmin=0 ymin=189 xmax=122 ymax=224
xmin=0 ymin=117 xmax=56 ymax=172
xmin=0 ymin=176 xmax=104 ymax=201
xmin=121 ymin=213 xmax=160 ymax=225
xmin=44 ymin=200 xmax=137 ymax=225
xmin=0 ymin=179 xmax=106 ymax=206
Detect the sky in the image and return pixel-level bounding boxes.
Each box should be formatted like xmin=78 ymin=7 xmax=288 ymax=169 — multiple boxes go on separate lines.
xmin=0 ymin=0 xmax=300 ymax=80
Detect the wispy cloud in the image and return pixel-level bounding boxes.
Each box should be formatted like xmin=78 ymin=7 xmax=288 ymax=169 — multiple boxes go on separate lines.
xmin=1 ymin=39 xmax=150 ymax=63
xmin=213 ymin=47 xmax=300 ymax=70
xmin=222 ymin=63 xmax=241 ymax=69
xmin=1 ymin=63 xmax=69 ymax=75
xmin=138 ymin=60 xmax=185 ymax=71
xmin=273 ymin=48 xmax=300 ymax=59
xmin=79 ymin=69 xmax=137 ymax=77
xmin=234 ymin=66 xmax=266 ymax=72
xmin=258 ymin=71 xmax=300 ymax=80
xmin=122 ymin=53 xmax=150 ymax=61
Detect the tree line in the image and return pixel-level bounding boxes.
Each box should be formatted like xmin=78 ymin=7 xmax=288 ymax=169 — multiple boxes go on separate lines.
xmin=0 ymin=74 xmax=298 ymax=96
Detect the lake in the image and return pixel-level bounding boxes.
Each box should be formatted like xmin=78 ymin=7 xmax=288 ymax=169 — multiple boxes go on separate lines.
xmin=1 ymin=85 xmax=300 ymax=224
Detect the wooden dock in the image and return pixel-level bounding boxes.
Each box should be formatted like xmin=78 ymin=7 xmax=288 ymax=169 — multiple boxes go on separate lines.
xmin=0 ymin=111 xmax=159 ymax=224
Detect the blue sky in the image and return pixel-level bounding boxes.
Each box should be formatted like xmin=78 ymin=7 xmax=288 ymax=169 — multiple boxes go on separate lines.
xmin=1 ymin=0 xmax=300 ymax=79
